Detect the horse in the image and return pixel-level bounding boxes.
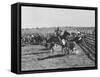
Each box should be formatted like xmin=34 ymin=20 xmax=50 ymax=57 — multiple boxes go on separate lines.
xmin=44 ymin=30 xmax=75 ymax=55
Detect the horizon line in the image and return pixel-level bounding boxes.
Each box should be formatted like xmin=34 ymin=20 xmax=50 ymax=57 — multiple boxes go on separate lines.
xmin=22 ymin=25 xmax=95 ymax=29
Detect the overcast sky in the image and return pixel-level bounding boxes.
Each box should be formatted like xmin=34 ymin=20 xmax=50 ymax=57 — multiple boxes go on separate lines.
xmin=21 ymin=6 xmax=95 ymax=28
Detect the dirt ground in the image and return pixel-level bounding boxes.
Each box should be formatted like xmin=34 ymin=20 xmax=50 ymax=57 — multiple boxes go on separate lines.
xmin=21 ymin=44 xmax=95 ymax=71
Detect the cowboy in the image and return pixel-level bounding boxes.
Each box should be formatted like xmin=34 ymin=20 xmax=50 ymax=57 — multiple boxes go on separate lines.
xmin=54 ymin=27 xmax=62 ymax=37
xmin=54 ymin=27 xmax=63 ymax=44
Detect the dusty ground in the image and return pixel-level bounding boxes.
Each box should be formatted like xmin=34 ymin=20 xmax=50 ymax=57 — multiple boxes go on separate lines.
xmin=21 ymin=44 xmax=95 ymax=71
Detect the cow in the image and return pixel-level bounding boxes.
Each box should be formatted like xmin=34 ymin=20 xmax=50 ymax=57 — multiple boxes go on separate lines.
xmin=31 ymin=33 xmax=44 ymax=45
xmin=30 ymin=34 xmax=35 ymax=45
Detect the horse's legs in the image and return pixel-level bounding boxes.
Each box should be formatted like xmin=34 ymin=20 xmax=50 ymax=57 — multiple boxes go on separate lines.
xmin=62 ymin=46 xmax=68 ymax=55
xmin=66 ymin=47 xmax=70 ymax=55
xmin=50 ymin=47 xmax=54 ymax=54
xmin=62 ymin=46 xmax=65 ymax=54
xmin=71 ymin=49 xmax=74 ymax=54
xmin=64 ymin=48 xmax=67 ymax=55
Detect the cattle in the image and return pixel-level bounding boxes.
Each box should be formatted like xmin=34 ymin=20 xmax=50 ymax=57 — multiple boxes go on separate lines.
xmin=73 ymin=35 xmax=82 ymax=44
xmin=21 ymin=35 xmax=31 ymax=45
xmin=61 ymin=30 xmax=70 ymax=39
xmin=43 ymin=30 xmax=75 ymax=55
xmin=21 ymin=29 xmax=82 ymax=56
xmin=21 ymin=33 xmax=45 ymax=46
xmin=61 ymin=38 xmax=75 ymax=55
xmin=60 ymin=31 xmax=83 ymax=55
xmin=30 ymin=34 xmax=36 ymax=45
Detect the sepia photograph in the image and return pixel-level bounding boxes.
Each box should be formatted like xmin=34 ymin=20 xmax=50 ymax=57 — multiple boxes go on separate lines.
xmin=21 ymin=6 xmax=96 ymax=71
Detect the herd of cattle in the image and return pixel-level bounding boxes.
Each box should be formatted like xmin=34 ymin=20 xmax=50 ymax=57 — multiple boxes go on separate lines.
xmin=21 ymin=28 xmax=86 ymax=55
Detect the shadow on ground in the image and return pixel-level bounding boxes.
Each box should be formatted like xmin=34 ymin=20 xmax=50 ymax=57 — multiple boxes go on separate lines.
xmin=38 ymin=54 xmax=65 ymax=60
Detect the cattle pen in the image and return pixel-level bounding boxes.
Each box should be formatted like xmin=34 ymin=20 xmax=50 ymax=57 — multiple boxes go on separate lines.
xmin=21 ymin=27 xmax=95 ymax=71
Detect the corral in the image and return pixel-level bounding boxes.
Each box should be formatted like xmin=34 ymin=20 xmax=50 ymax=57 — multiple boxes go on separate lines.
xmin=21 ymin=27 xmax=95 ymax=71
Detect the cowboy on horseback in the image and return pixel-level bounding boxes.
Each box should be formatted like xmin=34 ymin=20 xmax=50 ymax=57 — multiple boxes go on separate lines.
xmin=54 ymin=27 xmax=62 ymax=37
xmin=54 ymin=27 xmax=62 ymax=44
xmin=54 ymin=27 xmax=70 ymax=54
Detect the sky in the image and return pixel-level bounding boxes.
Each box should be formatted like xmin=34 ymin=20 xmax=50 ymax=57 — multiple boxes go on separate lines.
xmin=21 ymin=6 xmax=95 ymax=29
